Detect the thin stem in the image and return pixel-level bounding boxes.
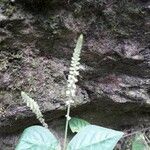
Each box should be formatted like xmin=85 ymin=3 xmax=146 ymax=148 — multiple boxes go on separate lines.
xmin=63 ymin=103 xmax=71 ymax=150
xmin=122 ymin=127 xmax=150 ymax=138
xmin=63 ymin=34 xmax=83 ymax=150
xmin=144 ymin=135 xmax=150 ymax=144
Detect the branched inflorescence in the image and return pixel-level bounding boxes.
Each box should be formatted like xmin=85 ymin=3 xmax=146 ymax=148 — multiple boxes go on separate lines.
xmin=21 ymin=91 xmax=48 ymax=128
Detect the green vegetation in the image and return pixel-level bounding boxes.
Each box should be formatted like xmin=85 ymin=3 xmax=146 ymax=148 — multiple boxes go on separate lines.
xmin=132 ymin=133 xmax=150 ymax=150
xmin=69 ymin=117 xmax=90 ymax=133
xmin=15 ymin=35 xmax=149 ymax=150
xmin=0 ymin=0 xmax=7 ymax=4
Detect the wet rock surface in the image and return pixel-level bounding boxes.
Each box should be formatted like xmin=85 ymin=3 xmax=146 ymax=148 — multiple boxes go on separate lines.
xmin=0 ymin=0 xmax=150 ymax=149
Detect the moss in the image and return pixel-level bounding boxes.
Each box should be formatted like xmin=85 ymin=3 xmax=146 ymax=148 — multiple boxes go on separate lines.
xmin=4 ymin=5 xmax=16 ymax=17
xmin=0 ymin=0 xmax=8 ymax=4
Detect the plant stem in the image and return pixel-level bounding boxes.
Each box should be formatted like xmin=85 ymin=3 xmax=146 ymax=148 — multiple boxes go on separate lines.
xmin=122 ymin=127 xmax=150 ymax=138
xmin=63 ymin=103 xmax=71 ymax=150
xmin=63 ymin=34 xmax=83 ymax=150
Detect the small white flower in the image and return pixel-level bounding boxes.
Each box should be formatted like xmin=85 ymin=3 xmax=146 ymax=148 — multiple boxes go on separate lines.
xmin=65 ymin=115 xmax=71 ymax=120
xmin=69 ymin=99 xmax=74 ymax=103
xmin=65 ymin=101 xmax=70 ymax=105
xmin=66 ymin=90 xmax=70 ymax=96
xmin=65 ymin=99 xmax=74 ymax=105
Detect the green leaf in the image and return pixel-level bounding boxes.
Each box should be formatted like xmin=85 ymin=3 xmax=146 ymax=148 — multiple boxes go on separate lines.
xmin=67 ymin=125 xmax=124 ymax=150
xmin=15 ymin=125 xmax=60 ymax=150
xmin=69 ymin=117 xmax=90 ymax=133
xmin=132 ymin=133 xmax=150 ymax=150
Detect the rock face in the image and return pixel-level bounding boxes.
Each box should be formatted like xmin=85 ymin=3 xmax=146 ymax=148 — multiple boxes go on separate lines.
xmin=0 ymin=0 xmax=150 ymax=149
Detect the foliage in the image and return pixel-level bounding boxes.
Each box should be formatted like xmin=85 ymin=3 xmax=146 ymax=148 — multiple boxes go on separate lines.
xmin=15 ymin=124 xmax=124 ymax=150
xmin=15 ymin=126 xmax=60 ymax=150
xmin=16 ymin=35 xmax=124 ymax=150
xmin=69 ymin=117 xmax=90 ymax=133
xmin=132 ymin=133 xmax=150 ymax=150
xmin=67 ymin=125 xmax=124 ymax=150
